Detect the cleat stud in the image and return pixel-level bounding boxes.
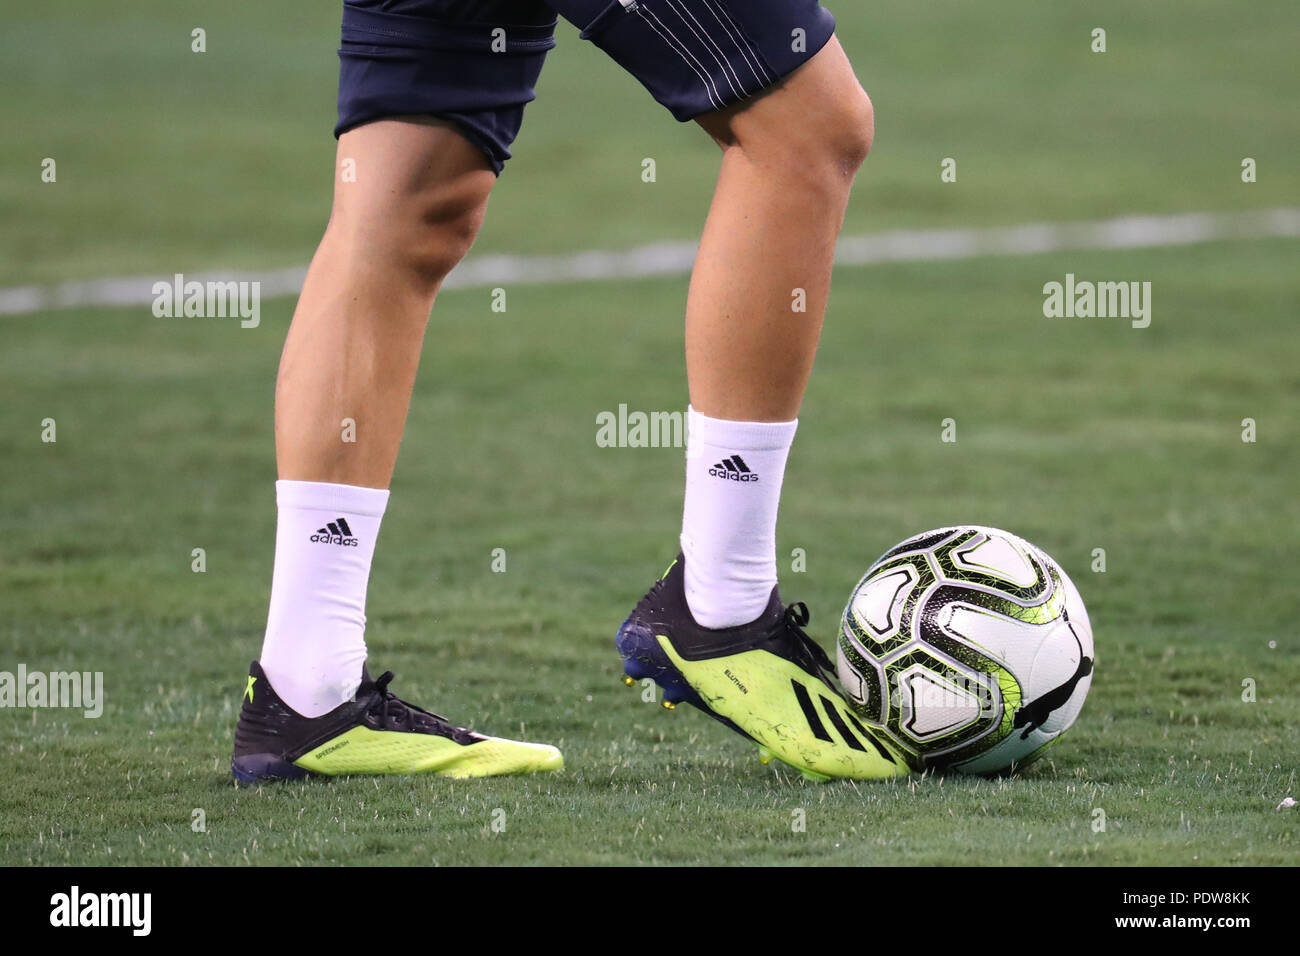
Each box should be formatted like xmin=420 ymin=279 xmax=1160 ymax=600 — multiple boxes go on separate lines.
xmin=757 ymin=746 xmax=774 ymax=765
xmin=661 ymin=686 xmax=686 ymax=705
xmin=799 ymin=768 xmax=832 ymax=783
xmin=662 ymin=700 xmax=676 ymax=710
xmin=623 ymin=675 xmax=636 ymax=687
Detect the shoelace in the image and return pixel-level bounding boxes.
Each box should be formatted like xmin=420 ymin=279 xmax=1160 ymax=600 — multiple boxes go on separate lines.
xmin=362 ymin=671 xmax=459 ymax=736
xmin=638 ymin=573 xmax=669 ymax=606
xmin=777 ymin=601 xmax=837 ymax=679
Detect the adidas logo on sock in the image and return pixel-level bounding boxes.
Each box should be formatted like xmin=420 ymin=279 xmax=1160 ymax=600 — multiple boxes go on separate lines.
xmin=310 ymin=518 xmax=360 ymax=547
xmin=708 ymin=454 xmax=759 ymax=482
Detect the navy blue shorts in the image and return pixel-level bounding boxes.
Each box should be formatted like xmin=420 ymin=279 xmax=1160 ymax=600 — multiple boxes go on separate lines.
xmin=337 ymin=0 xmax=836 ymax=173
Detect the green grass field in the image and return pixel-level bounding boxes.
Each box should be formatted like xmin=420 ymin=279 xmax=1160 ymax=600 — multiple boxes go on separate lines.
xmin=1 ymin=2 xmax=1297 ymax=866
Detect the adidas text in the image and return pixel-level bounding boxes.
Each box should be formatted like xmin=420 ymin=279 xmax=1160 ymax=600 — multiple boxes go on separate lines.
xmin=310 ymin=518 xmax=359 ymax=547
xmin=709 ymin=454 xmax=759 ymax=482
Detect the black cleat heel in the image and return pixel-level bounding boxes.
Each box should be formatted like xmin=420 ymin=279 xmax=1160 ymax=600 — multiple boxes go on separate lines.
xmin=231 ymin=753 xmax=310 ymax=784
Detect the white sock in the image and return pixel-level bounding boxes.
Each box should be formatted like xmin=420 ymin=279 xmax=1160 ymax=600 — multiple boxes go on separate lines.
xmin=259 ymin=479 xmax=390 ymax=717
xmin=680 ymin=405 xmax=798 ymax=628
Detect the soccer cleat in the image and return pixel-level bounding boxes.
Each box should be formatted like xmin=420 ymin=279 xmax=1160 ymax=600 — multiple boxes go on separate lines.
xmin=231 ymin=661 xmax=563 ymax=783
xmin=616 ymin=555 xmax=909 ymax=781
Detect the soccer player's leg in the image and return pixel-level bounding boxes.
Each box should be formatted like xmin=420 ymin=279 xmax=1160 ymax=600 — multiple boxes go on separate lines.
xmin=557 ymin=0 xmax=907 ymax=778
xmin=232 ymin=0 xmax=563 ymax=782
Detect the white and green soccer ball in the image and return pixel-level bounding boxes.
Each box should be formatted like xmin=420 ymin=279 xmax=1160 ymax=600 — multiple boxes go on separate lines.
xmin=837 ymin=526 xmax=1094 ymax=775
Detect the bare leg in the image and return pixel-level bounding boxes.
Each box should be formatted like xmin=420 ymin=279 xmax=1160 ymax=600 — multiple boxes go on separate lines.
xmin=275 ymin=118 xmax=496 ymax=488
xmin=688 ymin=38 xmax=873 ymax=421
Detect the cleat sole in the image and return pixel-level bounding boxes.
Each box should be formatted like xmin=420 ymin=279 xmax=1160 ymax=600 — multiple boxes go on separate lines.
xmin=232 ymin=753 xmax=312 ymax=784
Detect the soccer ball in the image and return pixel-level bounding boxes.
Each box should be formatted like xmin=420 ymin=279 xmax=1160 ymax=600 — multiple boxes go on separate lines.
xmin=836 ymin=526 xmax=1094 ymax=775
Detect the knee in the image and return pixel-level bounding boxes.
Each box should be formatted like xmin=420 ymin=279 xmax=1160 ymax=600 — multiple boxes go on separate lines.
xmin=404 ymin=179 xmax=492 ymax=284
xmin=328 ymin=169 xmax=494 ymax=289
xmin=778 ymin=83 xmax=874 ymax=182
xmin=704 ymin=56 xmax=875 ymax=187
xmin=828 ymin=86 xmax=874 ymax=174
xmin=712 ymin=85 xmax=873 ymax=196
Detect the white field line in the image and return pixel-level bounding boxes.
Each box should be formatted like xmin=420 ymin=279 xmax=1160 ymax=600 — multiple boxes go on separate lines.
xmin=1 ymin=208 xmax=1296 ymax=317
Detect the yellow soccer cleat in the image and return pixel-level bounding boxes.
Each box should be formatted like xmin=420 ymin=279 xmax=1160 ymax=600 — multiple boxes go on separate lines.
xmin=231 ymin=662 xmax=562 ymax=783
xmin=616 ymin=556 xmax=910 ymax=781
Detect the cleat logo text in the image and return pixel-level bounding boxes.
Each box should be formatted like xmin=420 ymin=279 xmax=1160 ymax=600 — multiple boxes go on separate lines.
xmin=724 ymin=669 xmax=749 ymax=694
xmin=315 ymin=739 xmax=350 ymax=759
